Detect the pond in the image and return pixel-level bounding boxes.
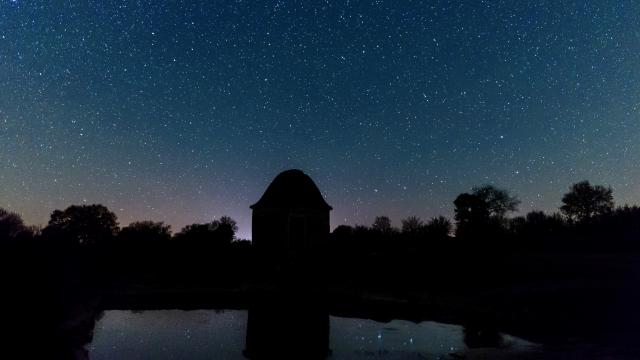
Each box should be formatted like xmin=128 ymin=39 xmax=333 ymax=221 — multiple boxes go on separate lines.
xmin=89 ymin=310 xmax=539 ymax=359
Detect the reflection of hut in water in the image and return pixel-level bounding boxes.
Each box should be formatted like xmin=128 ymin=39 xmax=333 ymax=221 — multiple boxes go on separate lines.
xmin=251 ymin=169 xmax=332 ymax=258
xmin=244 ymin=290 xmax=330 ymax=359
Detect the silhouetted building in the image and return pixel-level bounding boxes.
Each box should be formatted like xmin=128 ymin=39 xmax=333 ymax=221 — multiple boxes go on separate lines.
xmin=251 ymin=169 xmax=332 ymax=259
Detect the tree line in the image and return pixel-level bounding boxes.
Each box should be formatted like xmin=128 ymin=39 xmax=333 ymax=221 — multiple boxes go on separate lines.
xmin=0 ymin=204 xmax=247 ymax=248
xmin=0 ymin=180 xmax=638 ymax=253
xmin=331 ymin=180 xmax=639 ymax=254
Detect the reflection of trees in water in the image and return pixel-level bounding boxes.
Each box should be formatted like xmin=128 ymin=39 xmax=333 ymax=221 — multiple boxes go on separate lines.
xmin=1 ymin=294 xmax=102 ymax=360
xmin=0 ymin=239 xmax=103 ymax=360
xmin=56 ymin=305 xmax=104 ymax=360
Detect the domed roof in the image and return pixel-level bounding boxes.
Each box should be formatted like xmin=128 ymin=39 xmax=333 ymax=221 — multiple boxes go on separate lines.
xmin=251 ymin=169 xmax=332 ymax=210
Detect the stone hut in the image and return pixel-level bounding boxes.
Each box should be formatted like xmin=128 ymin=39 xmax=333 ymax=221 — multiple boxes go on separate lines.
xmin=250 ymin=169 xmax=332 ymax=258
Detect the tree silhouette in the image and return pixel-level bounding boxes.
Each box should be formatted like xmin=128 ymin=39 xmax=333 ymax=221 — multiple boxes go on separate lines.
xmin=174 ymin=216 xmax=238 ymax=248
xmin=42 ymin=204 xmax=119 ymax=246
xmin=509 ymin=211 xmax=566 ymax=246
xmin=332 ymin=225 xmax=354 ymax=238
xmin=560 ymin=181 xmax=614 ymax=223
xmin=118 ymin=221 xmax=172 ymax=244
xmin=424 ymin=216 xmax=452 ymax=238
xmin=401 ymin=216 xmax=423 ymax=234
xmin=218 ymin=216 xmax=239 ymax=241
xmin=174 ymin=223 xmax=214 ymax=242
xmin=330 ymin=225 xmax=355 ymax=252
xmin=371 ymin=216 xmax=393 ymax=233
xmin=603 ymin=205 xmax=640 ymax=246
xmin=454 ymin=186 xmax=518 ymax=239
xmin=472 ymin=185 xmax=520 ymax=218
xmin=0 ymin=208 xmax=30 ymax=242
xmin=454 ymin=193 xmax=489 ymax=227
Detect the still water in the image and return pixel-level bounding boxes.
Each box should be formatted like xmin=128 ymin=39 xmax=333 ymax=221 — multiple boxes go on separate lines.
xmin=90 ymin=310 xmax=538 ymax=359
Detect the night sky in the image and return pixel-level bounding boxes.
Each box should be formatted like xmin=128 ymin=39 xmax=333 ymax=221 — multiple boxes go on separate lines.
xmin=2 ymin=1 xmax=639 ymax=239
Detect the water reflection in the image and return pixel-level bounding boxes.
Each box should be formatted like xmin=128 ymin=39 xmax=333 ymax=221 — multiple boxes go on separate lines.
xmin=1 ymin=294 xmax=537 ymax=360
xmin=4 ymin=285 xmax=536 ymax=360
xmin=244 ymin=290 xmax=330 ymax=359
xmin=1 ymin=294 xmax=103 ymax=360
xmin=88 ymin=309 xmax=537 ymax=359
xmin=91 ymin=310 xmax=248 ymax=360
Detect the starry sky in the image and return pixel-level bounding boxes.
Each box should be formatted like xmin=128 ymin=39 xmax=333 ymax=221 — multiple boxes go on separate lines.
xmin=1 ymin=1 xmax=639 ymax=239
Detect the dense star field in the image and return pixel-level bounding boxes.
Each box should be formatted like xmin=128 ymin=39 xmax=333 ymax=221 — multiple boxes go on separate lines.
xmin=1 ymin=1 xmax=639 ymax=239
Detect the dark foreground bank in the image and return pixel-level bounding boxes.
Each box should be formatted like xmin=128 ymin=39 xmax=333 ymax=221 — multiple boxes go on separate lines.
xmin=1 ymin=240 xmax=639 ymax=359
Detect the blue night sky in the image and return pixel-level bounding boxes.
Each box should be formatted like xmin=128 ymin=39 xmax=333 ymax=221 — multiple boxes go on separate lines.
xmin=1 ymin=1 xmax=639 ymax=239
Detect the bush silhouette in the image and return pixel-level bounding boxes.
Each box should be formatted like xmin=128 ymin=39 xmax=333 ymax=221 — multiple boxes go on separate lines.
xmin=174 ymin=216 xmax=237 ymax=249
xmin=401 ymin=216 xmax=424 ymax=235
xmin=424 ymin=216 xmax=451 ymax=239
xmin=118 ymin=221 xmax=172 ymax=244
